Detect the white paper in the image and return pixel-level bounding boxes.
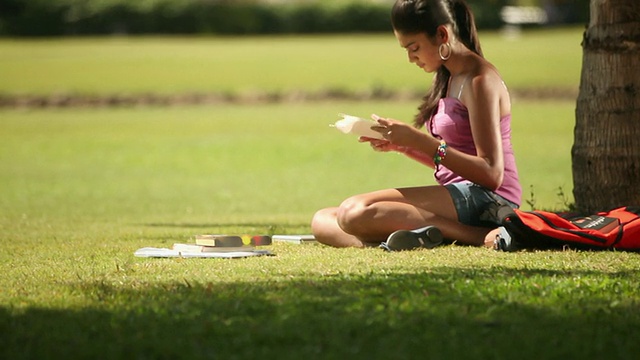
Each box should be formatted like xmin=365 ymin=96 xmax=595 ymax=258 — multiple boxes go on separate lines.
xmin=333 ymin=114 xmax=384 ymax=139
xmin=134 ymin=247 xmax=272 ymax=258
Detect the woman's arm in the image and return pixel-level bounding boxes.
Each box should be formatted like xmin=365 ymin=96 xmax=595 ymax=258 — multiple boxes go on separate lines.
xmin=372 ymin=71 xmax=507 ymax=190
xmin=400 ymin=147 xmax=436 ymax=168
xmin=359 ymin=136 xmax=435 ymax=169
xmin=436 ymin=72 xmax=506 ymax=190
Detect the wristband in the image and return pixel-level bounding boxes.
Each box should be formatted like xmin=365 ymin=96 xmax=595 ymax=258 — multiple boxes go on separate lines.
xmin=433 ymin=140 xmax=447 ymax=165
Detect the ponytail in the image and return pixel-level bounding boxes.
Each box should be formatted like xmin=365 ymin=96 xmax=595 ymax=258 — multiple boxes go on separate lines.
xmin=392 ymin=0 xmax=482 ymax=127
xmin=451 ymin=0 xmax=482 ymax=57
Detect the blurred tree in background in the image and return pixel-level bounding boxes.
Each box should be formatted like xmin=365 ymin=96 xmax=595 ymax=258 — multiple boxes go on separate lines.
xmin=0 ymin=0 xmax=589 ymax=37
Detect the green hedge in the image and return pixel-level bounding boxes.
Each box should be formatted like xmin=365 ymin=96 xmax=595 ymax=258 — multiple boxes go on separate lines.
xmin=0 ymin=0 xmax=588 ymax=37
xmin=0 ymin=0 xmax=398 ymax=36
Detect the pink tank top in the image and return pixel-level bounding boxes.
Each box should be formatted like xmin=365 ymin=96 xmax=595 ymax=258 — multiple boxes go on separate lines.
xmin=428 ymin=98 xmax=522 ymax=206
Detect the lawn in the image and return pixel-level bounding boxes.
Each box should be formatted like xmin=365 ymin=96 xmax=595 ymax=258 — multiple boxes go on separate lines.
xmin=0 ymin=100 xmax=573 ymax=225
xmin=2 ymin=99 xmax=638 ymax=359
xmin=3 ymin=28 xmax=639 ymax=360
xmin=0 ymin=27 xmax=583 ymax=96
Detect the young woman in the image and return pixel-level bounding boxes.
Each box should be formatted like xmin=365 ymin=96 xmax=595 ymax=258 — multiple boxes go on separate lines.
xmin=311 ymin=0 xmax=522 ymax=249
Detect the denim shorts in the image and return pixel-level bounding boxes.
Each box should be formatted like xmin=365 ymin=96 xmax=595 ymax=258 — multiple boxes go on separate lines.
xmin=445 ymin=182 xmax=518 ymax=227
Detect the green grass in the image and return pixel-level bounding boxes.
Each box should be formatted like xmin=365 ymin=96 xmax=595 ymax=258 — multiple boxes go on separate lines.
xmin=2 ymin=100 xmax=636 ymax=360
xmin=0 ymin=100 xmax=573 ymax=225
xmin=3 ymin=245 xmax=639 ymax=359
xmin=3 ymin=30 xmax=638 ymax=359
xmin=0 ymin=27 xmax=583 ymax=96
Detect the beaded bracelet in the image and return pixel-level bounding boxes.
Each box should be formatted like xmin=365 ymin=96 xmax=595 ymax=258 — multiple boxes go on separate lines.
xmin=433 ymin=140 xmax=448 ymax=165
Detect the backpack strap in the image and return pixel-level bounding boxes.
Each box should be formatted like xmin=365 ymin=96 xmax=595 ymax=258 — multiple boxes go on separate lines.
xmin=478 ymin=200 xmax=516 ymax=224
xmin=478 ymin=188 xmax=518 ymax=223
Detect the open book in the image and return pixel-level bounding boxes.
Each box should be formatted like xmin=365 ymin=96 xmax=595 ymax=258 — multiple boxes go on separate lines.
xmin=332 ymin=114 xmax=384 ymax=139
xmin=134 ymin=247 xmax=272 ymax=258
xmin=135 ymin=234 xmax=274 ymax=258
xmin=172 ymin=243 xmax=254 ymax=253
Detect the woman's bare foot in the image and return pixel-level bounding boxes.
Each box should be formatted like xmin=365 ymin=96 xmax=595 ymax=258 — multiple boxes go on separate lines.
xmin=483 ymin=228 xmax=501 ymax=248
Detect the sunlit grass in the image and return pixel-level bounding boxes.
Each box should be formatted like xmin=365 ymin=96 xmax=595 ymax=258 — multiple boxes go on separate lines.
xmin=0 ymin=99 xmax=573 ymax=230
xmin=3 ymin=28 xmax=634 ymax=360
xmin=0 ymin=27 xmax=583 ymax=95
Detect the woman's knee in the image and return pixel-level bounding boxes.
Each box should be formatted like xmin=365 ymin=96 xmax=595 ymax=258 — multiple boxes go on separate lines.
xmin=336 ymin=195 xmax=375 ymax=233
xmin=311 ymin=207 xmax=334 ymax=235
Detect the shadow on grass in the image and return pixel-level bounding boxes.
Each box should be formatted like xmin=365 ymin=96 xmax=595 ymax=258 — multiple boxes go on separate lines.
xmin=2 ymin=267 xmax=639 ymax=360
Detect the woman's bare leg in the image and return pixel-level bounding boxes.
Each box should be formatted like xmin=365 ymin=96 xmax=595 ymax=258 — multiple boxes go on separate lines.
xmin=311 ymin=185 xmax=495 ymax=248
xmin=311 ymin=207 xmax=369 ymax=248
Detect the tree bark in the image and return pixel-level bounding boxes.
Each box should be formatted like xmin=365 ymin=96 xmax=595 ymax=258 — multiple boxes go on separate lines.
xmin=572 ymin=0 xmax=640 ymax=213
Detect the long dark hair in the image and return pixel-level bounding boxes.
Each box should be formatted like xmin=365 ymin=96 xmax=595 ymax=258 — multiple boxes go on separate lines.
xmin=391 ymin=0 xmax=482 ymax=127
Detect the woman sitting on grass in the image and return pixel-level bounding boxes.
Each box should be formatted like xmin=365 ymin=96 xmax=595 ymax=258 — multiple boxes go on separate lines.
xmin=311 ymin=0 xmax=522 ymax=250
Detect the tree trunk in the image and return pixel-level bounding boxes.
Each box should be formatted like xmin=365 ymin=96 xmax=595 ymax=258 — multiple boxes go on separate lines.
xmin=572 ymin=0 xmax=640 ymax=213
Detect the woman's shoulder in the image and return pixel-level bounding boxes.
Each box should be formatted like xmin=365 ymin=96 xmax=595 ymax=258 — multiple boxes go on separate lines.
xmin=465 ymin=59 xmax=507 ymax=96
xmin=469 ymin=63 xmax=505 ymax=90
xmin=463 ymin=62 xmax=511 ymax=117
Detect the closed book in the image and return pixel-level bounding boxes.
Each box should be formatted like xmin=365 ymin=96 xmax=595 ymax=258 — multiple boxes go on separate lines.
xmin=194 ymin=235 xmax=244 ymax=247
xmin=571 ymin=216 xmax=620 ymax=233
xmin=172 ymin=243 xmax=255 ymax=253
xmin=272 ymin=235 xmax=317 ymax=244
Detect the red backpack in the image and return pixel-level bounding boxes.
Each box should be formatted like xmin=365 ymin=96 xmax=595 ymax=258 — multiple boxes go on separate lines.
xmin=494 ymin=205 xmax=640 ymax=251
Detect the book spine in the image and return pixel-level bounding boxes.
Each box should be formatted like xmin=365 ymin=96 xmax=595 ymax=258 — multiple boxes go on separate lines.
xmin=195 ymin=235 xmax=243 ymax=247
xmin=241 ymin=235 xmax=272 ymax=246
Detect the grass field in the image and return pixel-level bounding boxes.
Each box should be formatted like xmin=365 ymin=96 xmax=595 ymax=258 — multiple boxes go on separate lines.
xmin=3 ymin=28 xmax=639 ymax=360
xmin=0 ymin=100 xmax=573 ymax=223
xmin=3 ymin=99 xmax=638 ymax=360
xmin=0 ymin=27 xmax=582 ymax=95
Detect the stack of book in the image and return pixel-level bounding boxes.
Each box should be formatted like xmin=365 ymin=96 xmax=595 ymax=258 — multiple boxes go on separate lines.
xmin=172 ymin=234 xmax=272 ymax=253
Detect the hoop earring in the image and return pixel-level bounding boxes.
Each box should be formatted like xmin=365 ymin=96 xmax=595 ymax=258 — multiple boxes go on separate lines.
xmin=438 ymin=43 xmax=451 ymax=61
